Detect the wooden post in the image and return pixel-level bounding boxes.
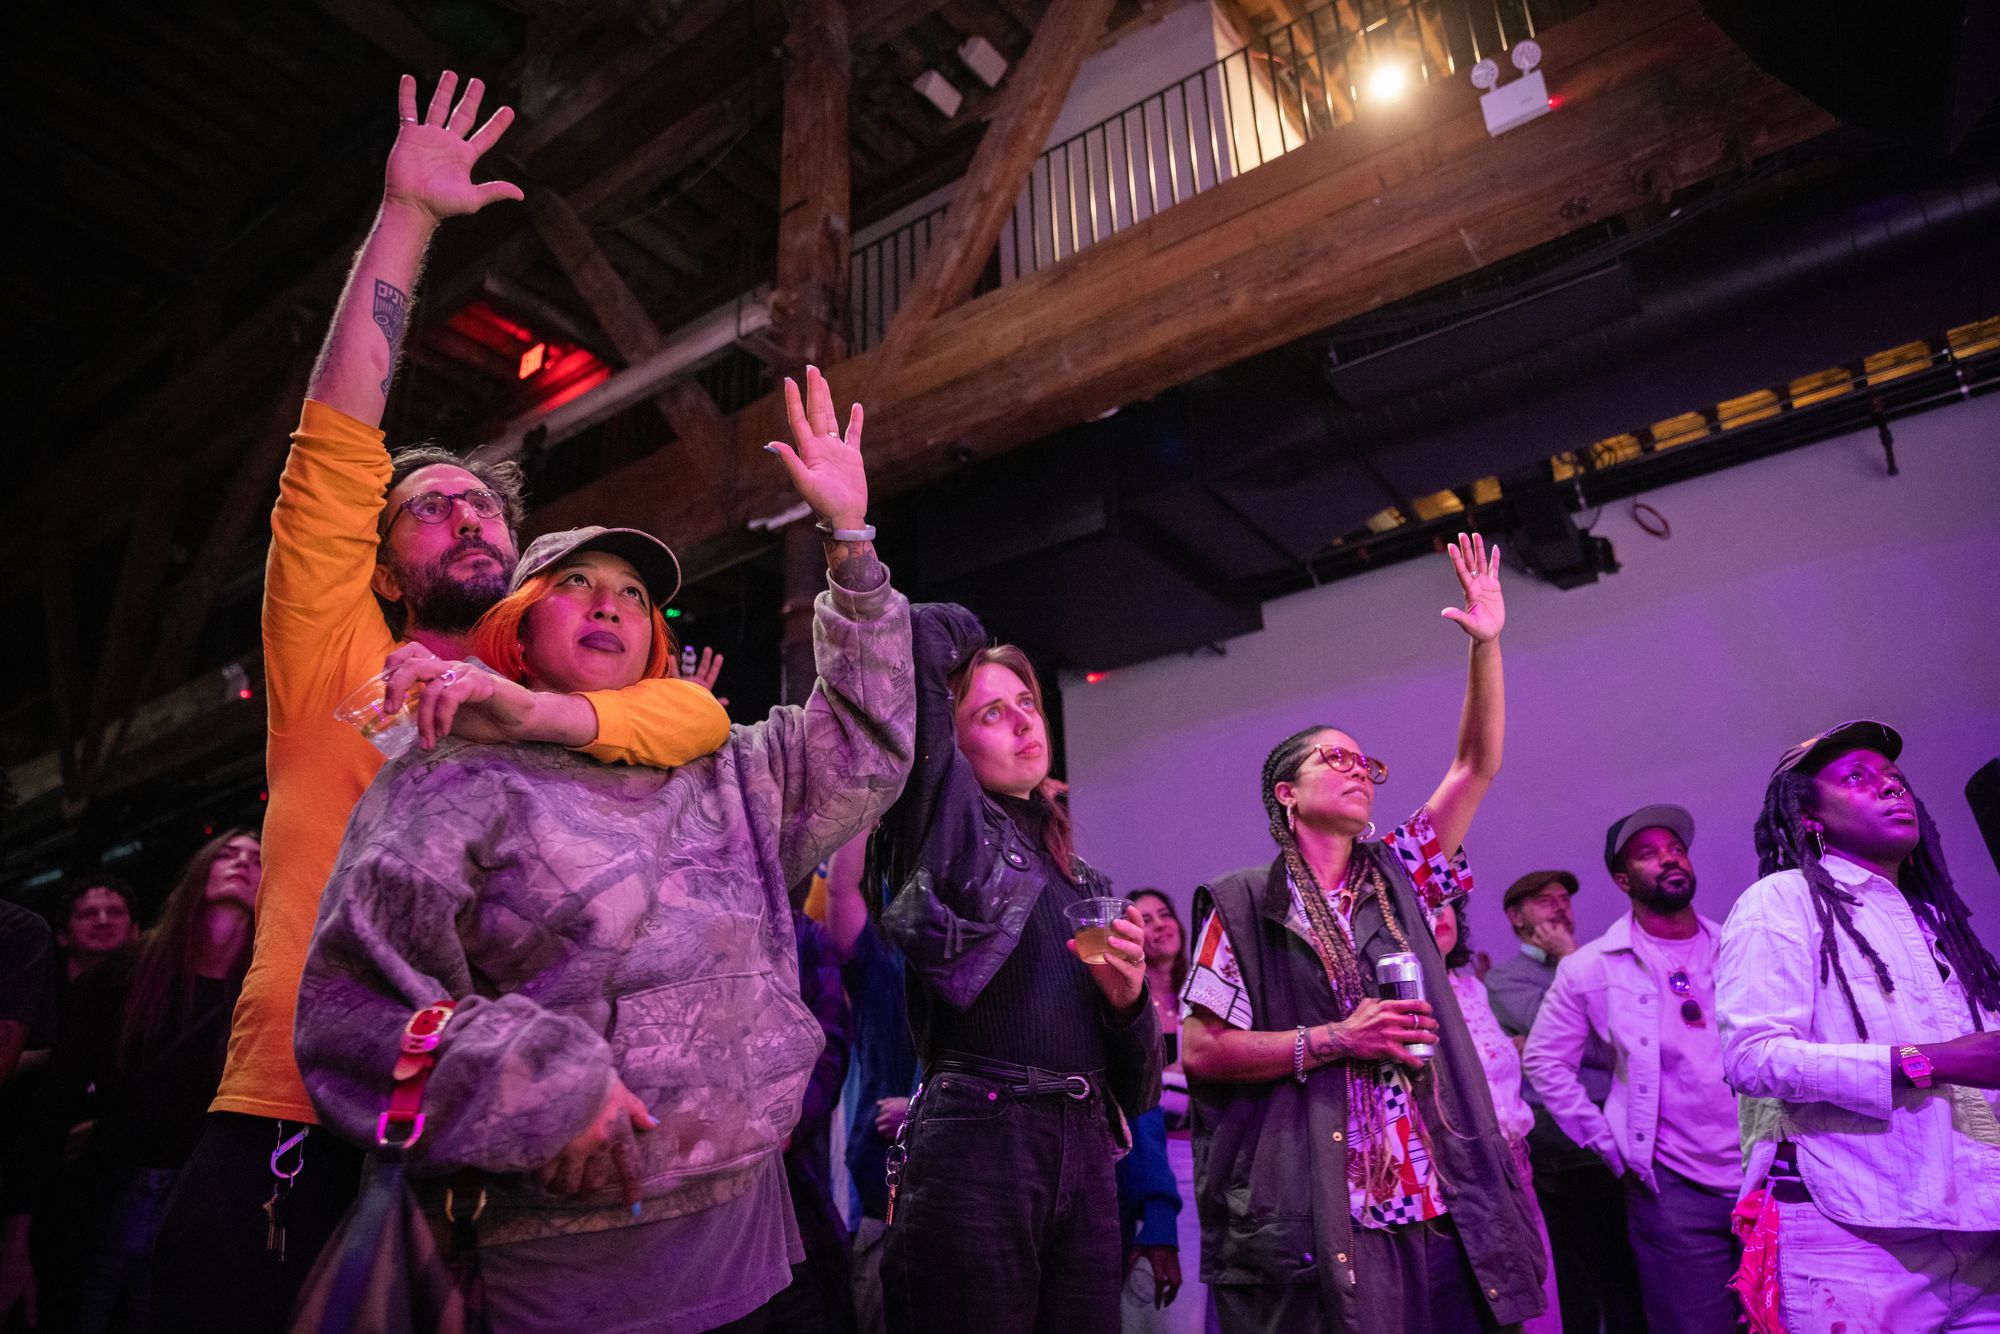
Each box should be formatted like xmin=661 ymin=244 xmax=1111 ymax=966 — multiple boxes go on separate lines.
xmin=774 ymin=0 xmax=854 ymax=371
xmin=775 ymin=0 xmax=854 ymax=703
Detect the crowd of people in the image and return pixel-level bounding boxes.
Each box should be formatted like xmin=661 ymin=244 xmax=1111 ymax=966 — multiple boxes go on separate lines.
xmin=1 ymin=71 xmax=1997 ymax=1334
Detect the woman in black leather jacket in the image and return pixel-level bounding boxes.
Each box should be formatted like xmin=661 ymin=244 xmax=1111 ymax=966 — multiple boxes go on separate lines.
xmin=876 ymin=602 xmax=1163 ymax=1334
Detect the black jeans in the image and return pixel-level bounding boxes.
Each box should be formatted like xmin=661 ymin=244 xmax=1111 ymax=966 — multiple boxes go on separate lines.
xmin=150 ymin=1113 xmax=364 ymax=1334
xmin=882 ymin=1064 xmax=1122 ymax=1334
xmin=1534 ymin=1159 xmax=1649 ymax=1334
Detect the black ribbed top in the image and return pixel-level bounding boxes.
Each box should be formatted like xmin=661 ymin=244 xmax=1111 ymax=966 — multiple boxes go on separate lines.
xmin=921 ymin=794 xmax=1110 ymax=1074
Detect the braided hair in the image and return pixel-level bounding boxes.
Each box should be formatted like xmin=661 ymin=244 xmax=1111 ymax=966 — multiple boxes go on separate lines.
xmin=1261 ymin=725 xmax=1432 ymax=1196
xmin=1754 ymin=768 xmax=2000 ymax=1037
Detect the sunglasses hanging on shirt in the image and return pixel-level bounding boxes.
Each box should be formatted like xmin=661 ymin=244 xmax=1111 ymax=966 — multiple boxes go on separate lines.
xmin=1668 ymin=969 xmax=1705 ymax=1028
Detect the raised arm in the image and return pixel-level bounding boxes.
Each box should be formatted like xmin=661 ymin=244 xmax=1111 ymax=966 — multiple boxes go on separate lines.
xmin=1422 ymin=532 xmax=1505 ymax=857
xmin=732 ymin=370 xmax=917 ymax=886
xmin=822 ymin=829 xmax=876 ymax=962
xmin=308 ymin=73 xmax=522 ymax=425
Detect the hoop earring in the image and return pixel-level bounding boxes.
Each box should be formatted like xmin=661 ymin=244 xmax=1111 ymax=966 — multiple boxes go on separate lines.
xmin=1361 ymin=821 xmax=1377 ymax=841
xmin=1809 ymin=827 xmax=1825 ymax=860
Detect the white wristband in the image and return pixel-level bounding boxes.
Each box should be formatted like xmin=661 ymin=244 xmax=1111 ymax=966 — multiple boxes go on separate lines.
xmin=816 ymin=520 xmax=876 ymax=542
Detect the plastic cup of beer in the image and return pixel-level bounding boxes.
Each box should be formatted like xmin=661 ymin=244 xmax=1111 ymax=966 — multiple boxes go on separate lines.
xmin=333 ymin=672 xmax=423 ymax=759
xmin=335 ymin=658 xmax=491 ymax=759
xmin=1064 ymin=897 xmax=1130 ymax=965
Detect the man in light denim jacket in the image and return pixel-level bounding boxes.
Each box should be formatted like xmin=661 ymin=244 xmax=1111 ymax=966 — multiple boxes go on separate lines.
xmin=1523 ymin=805 xmax=1741 ymax=1334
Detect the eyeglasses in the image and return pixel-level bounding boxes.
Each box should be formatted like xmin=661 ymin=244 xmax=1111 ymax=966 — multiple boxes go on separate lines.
xmin=1312 ymin=744 xmax=1388 ymax=785
xmin=1668 ymin=969 xmax=1705 ymax=1027
xmin=392 ymin=489 xmax=505 ymax=527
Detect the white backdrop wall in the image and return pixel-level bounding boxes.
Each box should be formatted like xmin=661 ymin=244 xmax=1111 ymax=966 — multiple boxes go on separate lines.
xmin=1059 ymin=394 xmax=2000 ymax=961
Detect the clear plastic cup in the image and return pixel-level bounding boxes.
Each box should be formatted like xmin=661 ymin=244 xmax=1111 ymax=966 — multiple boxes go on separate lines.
xmin=1063 ymin=896 xmax=1130 ymax=965
xmin=334 ymin=672 xmax=423 ymax=759
xmin=333 ymin=659 xmax=487 ymax=759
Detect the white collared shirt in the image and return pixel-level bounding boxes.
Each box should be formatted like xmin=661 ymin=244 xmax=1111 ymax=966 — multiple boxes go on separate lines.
xmin=1718 ymin=854 xmax=2000 ymax=1230
xmin=1522 ymin=911 xmax=1741 ymax=1193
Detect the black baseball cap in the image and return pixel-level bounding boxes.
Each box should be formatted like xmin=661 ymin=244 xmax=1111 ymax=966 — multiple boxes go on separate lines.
xmin=1603 ymin=804 xmax=1695 ymax=873
xmin=512 ymin=525 xmax=682 ymax=606
xmin=1771 ymin=719 xmax=1903 ymax=779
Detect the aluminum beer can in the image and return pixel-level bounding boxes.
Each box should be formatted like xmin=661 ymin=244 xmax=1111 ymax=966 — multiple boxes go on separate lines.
xmin=1375 ymin=952 xmax=1434 ymax=1059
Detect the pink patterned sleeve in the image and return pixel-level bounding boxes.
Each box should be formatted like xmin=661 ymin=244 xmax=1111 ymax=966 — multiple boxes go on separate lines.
xmin=1381 ymin=806 xmax=1473 ymax=925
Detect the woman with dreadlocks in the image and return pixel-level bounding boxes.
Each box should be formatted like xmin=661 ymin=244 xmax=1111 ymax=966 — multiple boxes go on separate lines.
xmin=1180 ymin=532 xmax=1545 ymax=1334
xmin=1717 ymin=720 xmax=2000 ymax=1333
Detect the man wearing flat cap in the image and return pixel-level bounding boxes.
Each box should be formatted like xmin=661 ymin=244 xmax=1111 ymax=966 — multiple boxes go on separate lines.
xmin=1524 ymin=806 xmax=1742 ymax=1334
xmin=1487 ymin=870 xmax=1646 ymax=1334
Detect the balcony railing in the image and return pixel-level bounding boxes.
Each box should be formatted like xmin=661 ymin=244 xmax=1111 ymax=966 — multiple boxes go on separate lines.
xmin=850 ymin=0 xmax=1593 ymax=352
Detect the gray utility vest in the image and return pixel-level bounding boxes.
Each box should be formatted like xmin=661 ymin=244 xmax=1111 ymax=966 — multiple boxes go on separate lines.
xmin=1189 ymin=849 xmax=1546 ymax=1330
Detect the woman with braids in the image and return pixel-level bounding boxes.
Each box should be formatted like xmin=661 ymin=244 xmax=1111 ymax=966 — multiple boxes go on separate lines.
xmin=876 ymin=608 xmax=1161 ymax=1333
xmin=1180 ymin=533 xmax=1544 ymax=1334
xmin=1718 ymin=720 xmax=2000 ymax=1333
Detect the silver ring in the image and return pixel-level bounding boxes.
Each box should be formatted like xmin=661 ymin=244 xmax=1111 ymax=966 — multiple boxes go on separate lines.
xmin=437 ymin=668 xmax=458 ymax=686
xmin=399 ymin=116 xmax=419 ymax=124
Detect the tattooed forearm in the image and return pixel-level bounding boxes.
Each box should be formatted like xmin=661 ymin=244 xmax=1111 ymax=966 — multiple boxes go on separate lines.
xmin=372 ymin=279 xmax=409 ymax=394
xmin=823 ymin=538 xmax=886 ymax=593
xmin=1306 ymin=1023 xmax=1351 ymax=1068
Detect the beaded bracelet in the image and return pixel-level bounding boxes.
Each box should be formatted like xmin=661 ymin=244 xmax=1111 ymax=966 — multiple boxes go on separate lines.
xmin=1293 ymin=1025 xmax=1309 ymax=1084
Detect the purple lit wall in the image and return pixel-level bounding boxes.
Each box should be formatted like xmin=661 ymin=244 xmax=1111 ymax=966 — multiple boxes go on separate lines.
xmin=1060 ymin=395 xmax=2000 ymax=964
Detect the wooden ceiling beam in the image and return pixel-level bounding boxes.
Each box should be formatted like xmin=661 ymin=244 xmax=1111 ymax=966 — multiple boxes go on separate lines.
xmin=309 ymin=0 xmax=459 ymax=78
xmin=871 ymin=0 xmax=1121 ymax=379
xmin=528 ymin=0 xmax=1836 ymax=577
xmin=525 ymin=186 xmax=736 ymax=483
xmin=99 ymin=344 xmax=315 ymax=769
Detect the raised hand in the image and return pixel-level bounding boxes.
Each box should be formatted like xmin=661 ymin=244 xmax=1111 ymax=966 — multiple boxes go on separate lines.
xmin=763 ymin=366 xmax=867 ymax=530
xmin=1440 ymin=531 xmax=1505 ymax=642
xmin=384 ymin=72 xmax=524 ymax=223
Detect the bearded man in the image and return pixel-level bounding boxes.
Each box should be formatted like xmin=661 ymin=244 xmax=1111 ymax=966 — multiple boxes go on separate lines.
xmin=1523 ymin=806 xmax=1743 ymax=1334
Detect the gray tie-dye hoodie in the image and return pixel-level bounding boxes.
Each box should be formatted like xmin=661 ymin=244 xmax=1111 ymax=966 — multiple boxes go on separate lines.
xmin=295 ymin=574 xmax=913 ymax=1245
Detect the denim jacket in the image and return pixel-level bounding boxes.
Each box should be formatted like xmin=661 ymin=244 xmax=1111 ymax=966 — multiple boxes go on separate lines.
xmin=1521 ymin=911 xmax=1728 ymax=1192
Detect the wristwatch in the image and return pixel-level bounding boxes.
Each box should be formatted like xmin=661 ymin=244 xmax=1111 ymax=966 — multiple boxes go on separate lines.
xmin=1897 ymin=1044 xmax=1934 ymax=1089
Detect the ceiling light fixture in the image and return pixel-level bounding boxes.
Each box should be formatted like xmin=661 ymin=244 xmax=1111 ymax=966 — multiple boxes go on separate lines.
xmin=913 ymin=69 xmax=963 ymax=118
xmin=1368 ymin=63 xmax=1408 ymax=101
xmin=958 ymin=36 xmax=1008 ymax=88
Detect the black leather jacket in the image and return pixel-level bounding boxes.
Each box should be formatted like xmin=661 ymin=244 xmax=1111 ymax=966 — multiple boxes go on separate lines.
xmin=878 ymin=602 xmax=1161 ymax=1116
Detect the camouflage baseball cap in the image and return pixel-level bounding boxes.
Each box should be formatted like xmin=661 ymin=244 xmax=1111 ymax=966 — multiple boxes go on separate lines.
xmin=512 ymin=526 xmax=682 ymax=606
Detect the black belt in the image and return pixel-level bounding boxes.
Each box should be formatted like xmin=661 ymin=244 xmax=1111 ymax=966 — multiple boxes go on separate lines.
xmin=930 ymin=1053 xmax=1103 ymax=1102
xmin=1768 ymin=1141 xmax=1811 ymax=1204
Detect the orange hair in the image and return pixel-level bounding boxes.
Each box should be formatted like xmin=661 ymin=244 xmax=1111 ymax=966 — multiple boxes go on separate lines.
xmin=469 ymin=568 xmax=675 ymax=685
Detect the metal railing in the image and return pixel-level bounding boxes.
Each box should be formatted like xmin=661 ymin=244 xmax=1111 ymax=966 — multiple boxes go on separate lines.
xmin=850 ymin=0 xmax=1592 ymax=352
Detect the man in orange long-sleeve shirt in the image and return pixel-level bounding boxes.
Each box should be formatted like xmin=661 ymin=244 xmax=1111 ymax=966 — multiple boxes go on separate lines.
xmin=151 ymin=74 xmax=733 ymax=1333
